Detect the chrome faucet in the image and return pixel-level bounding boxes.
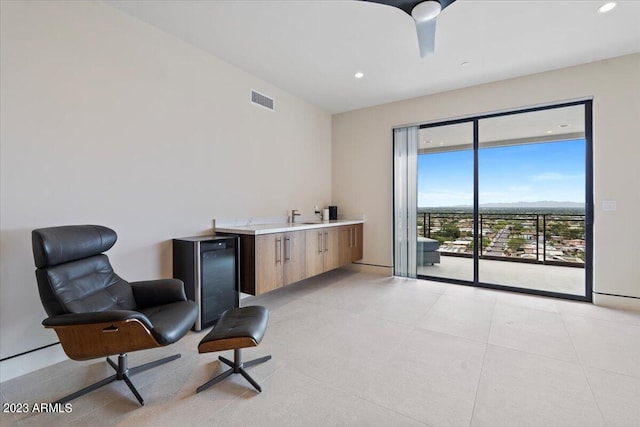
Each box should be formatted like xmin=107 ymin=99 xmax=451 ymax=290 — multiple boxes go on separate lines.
xmin=291 ymin=209 xmax=301 ymax=223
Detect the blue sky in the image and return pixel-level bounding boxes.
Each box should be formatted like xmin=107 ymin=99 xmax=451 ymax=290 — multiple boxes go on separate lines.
xmin=417 ymin=139 xmax=585 ymax=207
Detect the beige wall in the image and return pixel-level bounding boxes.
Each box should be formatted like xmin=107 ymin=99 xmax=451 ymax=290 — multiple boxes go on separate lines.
xmin=333 ymin=54 xmax=640 ymax=307
xmin=0 ymin=0 xmax=331 ymax=378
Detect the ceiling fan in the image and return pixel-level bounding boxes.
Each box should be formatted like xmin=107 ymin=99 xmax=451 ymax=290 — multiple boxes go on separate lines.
xmin=361 ymin=0 xmax=457 ymax=57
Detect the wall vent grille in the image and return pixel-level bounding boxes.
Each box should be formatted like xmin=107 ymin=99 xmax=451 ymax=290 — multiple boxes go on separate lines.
xmin=250 ymin=90 xmax=274 ymax=111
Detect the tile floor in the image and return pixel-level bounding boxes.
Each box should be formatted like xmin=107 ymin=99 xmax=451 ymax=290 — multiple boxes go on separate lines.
xmin=1 ymin=270 xmax=639 ymax=427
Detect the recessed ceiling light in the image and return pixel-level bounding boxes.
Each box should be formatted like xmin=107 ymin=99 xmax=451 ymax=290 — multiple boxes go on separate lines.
xmin=546 ymin=130 xmax=553 ymax=134
xmin=559 ymin=124 xmax=570 ymax=128
xmin=354 ymin=72 xmax=364 ymax=79
xmin=439 ymin=142 xmax=445 ymax=146
xmin=597 ymin=2 xmax=616 ymax=13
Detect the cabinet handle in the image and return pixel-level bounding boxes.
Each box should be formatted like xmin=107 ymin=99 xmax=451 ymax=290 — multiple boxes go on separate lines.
xmin=276 ymin=237 xmax=282 ymax=264
xmin=349 ymin=227 xmax=353 ymax=248
xmin=318 ymin=232 xmax=323 ymax=254
xmin=324 ymin=232 xmax=329 ymax=252
xmin=285 ymin=237 xmax=291 ymax=262
xmin=353 ymin=227 xmax=357 ymax=247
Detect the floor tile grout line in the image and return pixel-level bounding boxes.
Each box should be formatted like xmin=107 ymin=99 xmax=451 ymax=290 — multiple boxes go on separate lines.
xmin=299 ymin=321 xmax=481 ymax=427
xmin=278 ymin=323 xmax=431 ymax=425
xmin=574 ymin=364 xmax=640 ymax=381
xmin=207 ymin=364 xmax=310 ymax=420
xmin=414 ymin=324 xmax=492 ymax=346
xmin=304 ymin=368 xmax=434 ymax=427
xmin=482 ymin=295 xmax=612 ymax=411
xmin=467 ymin=297 xmax=496 ymax=427
xmin=487 ymin=301 xmax=591 ymax=364
xmin=484 ymin=340 xmax=581 ymax=365
xmin=558 ymin=309 xmax=640 ymax=329
xmin=575 ymin=366 xmax=609 ymax=427
xmin=467 ymin=344 xmax=489 ymax=427
xmin=485 ymin=298 xmax=498 ymax=345
xmin=558 ymin=309 xmax=608 ymax=427
xmin=413 ymin=293 xmax=495 ymax=345
xmin=493 ymin=298 xmax=561 ymax=315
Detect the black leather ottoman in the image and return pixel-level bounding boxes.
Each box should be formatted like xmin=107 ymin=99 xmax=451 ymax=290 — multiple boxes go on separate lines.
xmin=196 ymin=306 xmax=271 ymax=393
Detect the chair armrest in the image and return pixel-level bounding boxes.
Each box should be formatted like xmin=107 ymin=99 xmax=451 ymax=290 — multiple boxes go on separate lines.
xmin=130 ymin=279 xmax=188 ymax=309
xmin=42 ymin=310 xmax=153 ymax=330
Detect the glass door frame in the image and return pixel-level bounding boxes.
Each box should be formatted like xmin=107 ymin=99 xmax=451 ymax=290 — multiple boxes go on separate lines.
xmin=405 ymin=99 xmax=593 ymax=302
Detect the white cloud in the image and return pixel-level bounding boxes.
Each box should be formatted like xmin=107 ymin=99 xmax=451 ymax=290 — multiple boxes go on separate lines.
xmin=531 ymin=172 xmax=584 ymax=182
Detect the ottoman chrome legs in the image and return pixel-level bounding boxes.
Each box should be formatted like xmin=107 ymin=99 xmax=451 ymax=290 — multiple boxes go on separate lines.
xmin=197 ymin=348 xmax=272 ymax=393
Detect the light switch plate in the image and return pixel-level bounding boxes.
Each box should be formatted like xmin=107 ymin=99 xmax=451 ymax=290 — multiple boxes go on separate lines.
xmin=602 ymin=200 xmax=617 ymax=211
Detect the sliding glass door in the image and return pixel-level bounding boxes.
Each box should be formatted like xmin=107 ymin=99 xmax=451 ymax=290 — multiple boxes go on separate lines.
xmin=417 ymin=121 xmax=474 ymax=282
xmin=396 ymin=100 xmax=593 ymax=301
xmin=477 ymin=105 xmax=587 ymax=296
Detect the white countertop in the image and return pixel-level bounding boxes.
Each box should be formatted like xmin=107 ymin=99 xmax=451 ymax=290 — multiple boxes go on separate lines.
xmin=215 ymin=219 xmax=363 ymax=235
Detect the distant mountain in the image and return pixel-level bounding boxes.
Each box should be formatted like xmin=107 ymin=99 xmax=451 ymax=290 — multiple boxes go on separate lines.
xmin=452 ymin=201 xmax=584 ymax=208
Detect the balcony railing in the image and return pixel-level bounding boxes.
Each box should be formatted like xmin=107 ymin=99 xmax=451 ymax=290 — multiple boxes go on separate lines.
xmin=418 ymin=211 xmax=586 ymax=268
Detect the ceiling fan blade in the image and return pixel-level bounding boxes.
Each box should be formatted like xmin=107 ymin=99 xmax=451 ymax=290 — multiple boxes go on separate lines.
xmin=360 ymin=0 xmax=457 ymax=17
xmin=360 ymin=0 xmax=457 ymax=57
xmin=415 ymin=18 xmax=436 ymax=57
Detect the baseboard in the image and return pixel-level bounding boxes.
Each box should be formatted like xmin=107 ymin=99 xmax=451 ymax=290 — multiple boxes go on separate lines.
xmin=343 ymin=263 xmax=393 ymax=276
xmin=593 ymin=293 xmax=640 ymax=312
xmin=0 ymin=344 xmax=67 ymax=383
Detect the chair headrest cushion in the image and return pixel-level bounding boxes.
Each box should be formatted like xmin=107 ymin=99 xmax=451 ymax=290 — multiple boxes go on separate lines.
xmin=32 ymin=225 xmax=117 ymax=268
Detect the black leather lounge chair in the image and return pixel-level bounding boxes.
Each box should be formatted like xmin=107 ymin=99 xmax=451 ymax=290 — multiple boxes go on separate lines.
xmin=31 ymin=225 xmax=198 ymax=406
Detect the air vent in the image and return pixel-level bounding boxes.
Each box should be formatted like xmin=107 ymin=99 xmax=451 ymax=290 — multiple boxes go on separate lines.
xmin=250 ymin=90 xmax=274 ymax=111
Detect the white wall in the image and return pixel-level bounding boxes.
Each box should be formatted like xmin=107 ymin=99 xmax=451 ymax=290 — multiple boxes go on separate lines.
xmin=0 ymin=0 xmax=332 ymax=380
xmin=333 ymin=53 xmax=640 ymax=308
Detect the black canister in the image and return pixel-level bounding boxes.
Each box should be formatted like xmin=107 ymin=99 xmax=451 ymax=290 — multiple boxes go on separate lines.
xmin=328 ymin=206 xmax=338 ymax=220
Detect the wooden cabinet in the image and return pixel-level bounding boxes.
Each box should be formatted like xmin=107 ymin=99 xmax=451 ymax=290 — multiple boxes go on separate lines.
xmin=324 ymin=227 xmax=341 ymax=270
xmin=283 ymin=231 xmax=307 ymax=285
xmin=224 ymin=222 xmax=362 ymax=296
xmin=305 ymin=227 xmax=340 ymax=277
xmin=352 ymin=223 xmax=363 ymax=261
xmin=254 ymin=230 xmax=306 ymax=295
xmin=339 ymin=223 xmax=364 ymax=266
xmin=254 ymin=234 xmax=283 ymax=294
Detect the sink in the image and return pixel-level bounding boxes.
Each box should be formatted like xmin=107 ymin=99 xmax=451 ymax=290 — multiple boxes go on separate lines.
xmin=292 ymin=222 xmax=322 ymax=225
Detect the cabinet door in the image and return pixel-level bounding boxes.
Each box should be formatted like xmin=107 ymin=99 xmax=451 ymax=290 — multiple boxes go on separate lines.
xmin=351 ymin=223 xmax=363 ymax=262
xmin=324 ymin=227 xmax=341 ymax=271
xmin=305 ymin=229 xmax=324 ymax=278
xmin=284 ymin=230 xmax=306 ymax=285
xmin=255 ymin=234 xmax=284 ymax=295
xmin=339 ymin=225 xmax=353 ymax=267
xmin=339 ymin=224 xmax=364 ymax=265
